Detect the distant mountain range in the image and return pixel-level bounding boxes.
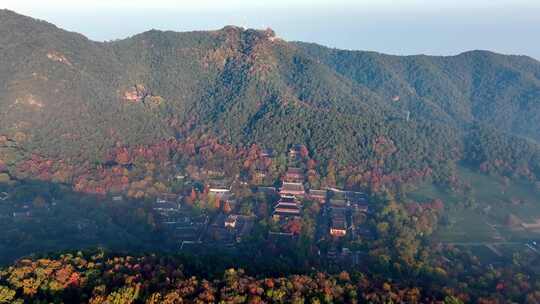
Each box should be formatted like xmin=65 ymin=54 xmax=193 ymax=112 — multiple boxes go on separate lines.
xmin=1 ymin=9 xmax=539 ymax=178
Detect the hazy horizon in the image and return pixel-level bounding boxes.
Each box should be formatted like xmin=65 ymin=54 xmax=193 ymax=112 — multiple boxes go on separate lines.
xmin=2 ymin=0 xmax=540 ymax=59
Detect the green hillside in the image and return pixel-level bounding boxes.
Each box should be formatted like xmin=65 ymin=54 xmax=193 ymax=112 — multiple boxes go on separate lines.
xmin=295 ymin=42 xmax=540 ymax=142
xmin=0 ymin=9 xmax=539 ymax=182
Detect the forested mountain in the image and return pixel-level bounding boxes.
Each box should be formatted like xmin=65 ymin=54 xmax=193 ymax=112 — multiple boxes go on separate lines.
xmin=2 ymin=10 xmax=540 ymax=303
xmin=0 ymin=9 xmax=539 ymax=181
xmin=296 ymin=42 xmax=540 ymax=140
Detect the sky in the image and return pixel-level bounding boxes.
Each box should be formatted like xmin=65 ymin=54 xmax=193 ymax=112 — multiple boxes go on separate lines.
xmin=2 ymin=0 xmax=540 ymax=59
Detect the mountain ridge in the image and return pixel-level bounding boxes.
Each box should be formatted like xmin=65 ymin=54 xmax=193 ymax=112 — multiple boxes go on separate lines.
xmin=4 ymin=8 xmax=539 ymax=62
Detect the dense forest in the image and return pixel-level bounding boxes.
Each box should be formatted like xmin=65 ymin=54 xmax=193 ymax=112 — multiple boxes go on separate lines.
xmin=0 ymin=245 xmax=539 ymax=303
xmin=0 ymin=9 xmax=539 ymax=187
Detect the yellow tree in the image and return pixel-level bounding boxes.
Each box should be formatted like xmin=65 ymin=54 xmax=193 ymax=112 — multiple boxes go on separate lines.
xmin=145 ymin=293 xmax=162 ymax=304
xmin=0 ymin=286 xmax=16 ymax=304
xmin=105 ymin=285 xmax=140 ymax=304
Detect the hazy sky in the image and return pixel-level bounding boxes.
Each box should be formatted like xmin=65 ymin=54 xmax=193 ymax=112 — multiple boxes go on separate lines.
xmin=3 ymin=0 xmax=540 ymax=59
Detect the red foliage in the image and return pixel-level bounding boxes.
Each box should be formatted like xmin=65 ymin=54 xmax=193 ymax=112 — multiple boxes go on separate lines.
xmin=185 ymin=188 xmax=197 ymax=205
xmin=115 ymin=148 xmax=131 ymax=165
xmin=431 ymin=199 xmax=444 ymax=211
xmin=299 ymin=145 xmax=309 ymax=158
xmin=222 ymin=201 xmax=232 ymax=214
xmin=68 ymin=272 xmax=81 ymax=287
xmin=284 ymin=219 xmax=302 ymax=235
xmin=306 ymin=159 xmax=316 ymax=170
